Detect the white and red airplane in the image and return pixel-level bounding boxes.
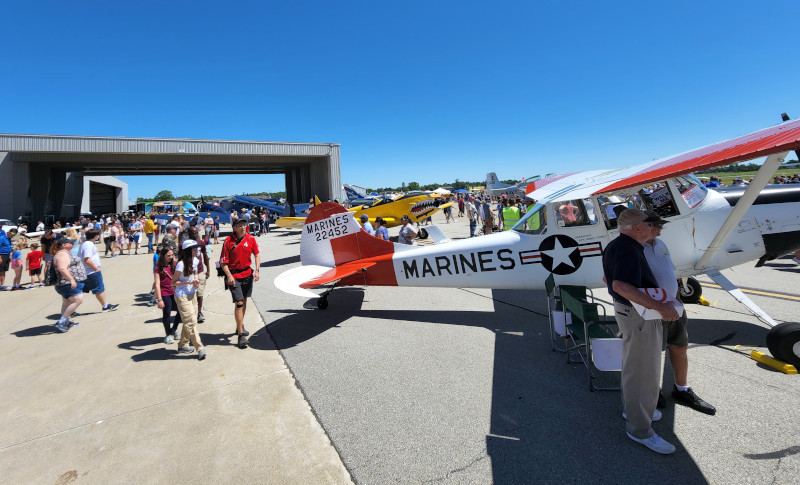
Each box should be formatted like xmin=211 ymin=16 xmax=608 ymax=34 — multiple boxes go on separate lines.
xmin=275 ymin=118 xmax=800 ymax=366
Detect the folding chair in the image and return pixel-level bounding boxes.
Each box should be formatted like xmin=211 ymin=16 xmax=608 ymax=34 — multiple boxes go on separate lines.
xmin=545 ymin=273 xmax=593 ymax=353
xmin=560 ymin=291 xmax=621 ymax=391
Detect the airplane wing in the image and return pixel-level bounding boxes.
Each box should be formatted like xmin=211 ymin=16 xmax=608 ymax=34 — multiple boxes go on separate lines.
xmin=527 ymin=118 xmax=800 ymax=203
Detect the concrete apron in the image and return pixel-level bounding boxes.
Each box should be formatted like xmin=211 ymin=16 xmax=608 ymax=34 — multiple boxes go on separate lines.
xmin=0 ymin=234 xmax=352 ymax=484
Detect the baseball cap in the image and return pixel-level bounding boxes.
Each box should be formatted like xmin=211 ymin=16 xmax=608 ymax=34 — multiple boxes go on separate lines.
xmin=360 ymin=214 xmax=369 ymax=221
xmin=616 ymin=209 xmax=661 ymax=227
xmin=166 ymin=223 xmax=179 ymax=231
xmin=233 ymin=218 xmax=248 ymax=225
xmin=181 ymin=239 xmax=198 ymax=250
xmin=644 ymin=210 xmax=670 ymax=226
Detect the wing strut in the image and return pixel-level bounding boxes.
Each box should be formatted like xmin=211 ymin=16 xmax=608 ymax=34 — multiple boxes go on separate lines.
xmin=694 ymin=151 xmax=789 ymax=271
xmin=705 ymin=270 xmax=777 ymax=327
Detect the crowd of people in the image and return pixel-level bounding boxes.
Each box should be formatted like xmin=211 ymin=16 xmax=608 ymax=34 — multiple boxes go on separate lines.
xmin=703 ymin=173 xmax=800 ymax=187
xmin=0 ymin=209 xmax=265 ymax=361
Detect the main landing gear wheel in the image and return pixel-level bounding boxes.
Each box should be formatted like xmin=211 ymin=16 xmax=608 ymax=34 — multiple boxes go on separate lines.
xmin=317 ymin=296 xmax=329 ymax=310
xmin=766 ymin=322 xmax=800 ymax=367
xmin=679 ymin=277 xmax=702 ymax=304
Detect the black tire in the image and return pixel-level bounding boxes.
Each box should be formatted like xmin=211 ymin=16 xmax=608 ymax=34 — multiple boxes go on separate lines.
xmin=678 ymin=277 xmax=702 ymax=304
xmin=766 ymin=322 xmax=800 ymax=367
xmin=417 ymin=228 xmax=429 ymax=239
xmin=317 ymin=297 xmax=328 ymax=310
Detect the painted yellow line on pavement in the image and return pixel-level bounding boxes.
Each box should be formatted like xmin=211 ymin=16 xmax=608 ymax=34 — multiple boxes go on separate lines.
xmin=700 ymin=282 xmax=800 ymax=302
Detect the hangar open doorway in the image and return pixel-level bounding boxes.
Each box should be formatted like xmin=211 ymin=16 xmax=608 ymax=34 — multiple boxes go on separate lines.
xmin=89 ymin=181 xmax=118 ymax=215
xmin=0 ymin=134 xmax=341 ymax=224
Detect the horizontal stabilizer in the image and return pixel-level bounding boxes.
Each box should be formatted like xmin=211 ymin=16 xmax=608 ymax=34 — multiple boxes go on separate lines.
xmin=300 ymin=261 xmax=377 ymax=289
xmin=274 ymin=265 xmax=332 ymax=298
xmin=706 ymin=270 xmax=777 ymax=327
xmin=422 ymin=225 xmax=451 ymax=244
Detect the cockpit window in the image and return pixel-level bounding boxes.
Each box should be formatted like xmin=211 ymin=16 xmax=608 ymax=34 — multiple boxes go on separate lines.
xmin=673 ymin=174 xmax=707 ymax=208
xmin=555 ymin=198 xmax=597 ymax=227
xmin=511 ymin=203 xmax=547 ymax=235
xmin=598 ymin=180 xmax=681 ymax=230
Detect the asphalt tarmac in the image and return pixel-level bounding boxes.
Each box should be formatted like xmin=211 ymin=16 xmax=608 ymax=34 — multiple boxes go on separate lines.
xmin=256 ymin=215 xmax=800 ymax=485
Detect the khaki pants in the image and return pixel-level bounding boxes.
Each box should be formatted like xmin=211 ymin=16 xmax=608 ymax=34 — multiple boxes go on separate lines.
xmin=175 ymin=292 xmax=203 ymax=351
xmin=196 ymin=271 xmax=207 ymax=299
xmin=614 ymin=302 xmax=663 ymax=439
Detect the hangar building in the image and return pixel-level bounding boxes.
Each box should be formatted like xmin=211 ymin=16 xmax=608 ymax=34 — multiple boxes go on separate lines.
xmin=0 ymin=133 xmax=341 ymax=224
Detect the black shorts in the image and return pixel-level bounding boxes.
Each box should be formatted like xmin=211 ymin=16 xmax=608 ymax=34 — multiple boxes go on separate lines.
xmin=0 ymin=254 xmax=9 ymax=272
xmin=229 ymin=274 xmax=253 ymax=303
xmin=30 ymin=267 xmax=42 ymax=276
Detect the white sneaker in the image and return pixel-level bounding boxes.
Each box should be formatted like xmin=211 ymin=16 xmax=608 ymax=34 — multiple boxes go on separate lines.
xmin=622 ymin=409 xmax=662 ymax=422
xmin=627 ymin=432 xmax=676 ymax=454
xmin=793 ymin=257 xmax=800 ymax=265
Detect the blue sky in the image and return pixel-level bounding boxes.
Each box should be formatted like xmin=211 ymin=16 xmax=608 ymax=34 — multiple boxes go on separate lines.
xmin=3 ymin=1 xmax=799 ymax=199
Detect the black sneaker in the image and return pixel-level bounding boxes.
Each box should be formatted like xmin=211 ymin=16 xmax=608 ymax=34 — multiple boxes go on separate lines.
xmin=240 ymin=327 xmax=250 ymax=337
xmin=237 ymin=334 xmax=249 ymax=349
xmin=657 ymin=391 xmax=666 ymax=409
xmin=102 ymin=304 xmax=119 ymax=313
xmin=672 ymin=386 xmax=716 ymax=415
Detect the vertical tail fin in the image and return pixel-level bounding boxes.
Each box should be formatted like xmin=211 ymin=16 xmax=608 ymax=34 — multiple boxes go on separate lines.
xmin=300 ymin=202 xmax=395 ymax=268
xmin=485 ymin=172 xmax=511 ymax=190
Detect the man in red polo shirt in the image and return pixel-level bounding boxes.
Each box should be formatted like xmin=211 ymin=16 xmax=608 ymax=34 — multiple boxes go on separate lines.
xmin=220 ymin=219 xmax=261 ymax=348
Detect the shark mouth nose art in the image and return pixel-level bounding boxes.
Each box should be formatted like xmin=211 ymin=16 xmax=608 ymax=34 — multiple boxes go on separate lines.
xmin=410 ymin=199 xmax=440 ymax=215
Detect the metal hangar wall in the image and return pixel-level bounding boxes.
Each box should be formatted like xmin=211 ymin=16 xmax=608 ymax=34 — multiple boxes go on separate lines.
xmin=0 ymin=133 xmax=341 ymax=223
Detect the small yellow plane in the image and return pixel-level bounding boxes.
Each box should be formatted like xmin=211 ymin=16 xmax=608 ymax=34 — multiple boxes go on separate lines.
xmin=275 ymin=193 xmax=454 ymax=229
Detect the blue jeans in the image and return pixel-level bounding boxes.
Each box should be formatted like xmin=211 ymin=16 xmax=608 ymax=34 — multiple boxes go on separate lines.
xmin=161 ymin=294 xmax=182 ymax=335
xmin=147 ymin=233 xmax=154 ymax=251
xmin=469 ymin=220 xmax=476 ymax=237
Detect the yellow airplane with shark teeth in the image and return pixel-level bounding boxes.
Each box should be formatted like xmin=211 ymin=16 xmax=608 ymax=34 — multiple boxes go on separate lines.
xmin=274 ymin=192 xmax=454 ymax=229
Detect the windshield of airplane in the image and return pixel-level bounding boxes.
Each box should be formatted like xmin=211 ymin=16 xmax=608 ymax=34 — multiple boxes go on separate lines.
xmin=598 ymin=178 xmax=691 ymax=229
xmin=511 ymin=203 xmax=547 ymax=235
xmin=673 ymin=174 xmax=708 ymax=209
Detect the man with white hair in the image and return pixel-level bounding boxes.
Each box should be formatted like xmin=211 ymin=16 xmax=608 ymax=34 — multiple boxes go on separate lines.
xmin=602 ymin=209 xmax=680 ymax=455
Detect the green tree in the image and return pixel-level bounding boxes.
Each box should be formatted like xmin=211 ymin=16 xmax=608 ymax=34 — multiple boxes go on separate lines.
xmin=407 ymin=182 xmax=420 ymax=191
xmin=154 ymin=190 xmax=175 ymax=201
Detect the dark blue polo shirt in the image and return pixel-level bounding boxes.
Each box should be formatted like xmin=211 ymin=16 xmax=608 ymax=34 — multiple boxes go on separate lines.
xmin=602 ymin=233 xmax=658 ymax=305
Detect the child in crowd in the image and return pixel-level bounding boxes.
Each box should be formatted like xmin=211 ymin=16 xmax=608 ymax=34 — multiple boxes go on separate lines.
xmin=10 ymin=241 xmax=25 ymax=290
xmin=154 ymin=247 xmax=181 ymax=344
xmin=148 ymin=249 xmax=160 ymax=306
xmin=26 ymin=243 xmax=44 ymax=287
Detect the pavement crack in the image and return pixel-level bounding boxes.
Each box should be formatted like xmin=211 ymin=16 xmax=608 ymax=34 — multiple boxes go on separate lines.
xmin=421 ymin=452 xmax=490 ymax=483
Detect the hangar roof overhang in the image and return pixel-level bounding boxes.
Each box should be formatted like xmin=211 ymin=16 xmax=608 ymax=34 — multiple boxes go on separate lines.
xmin=0 ymin=133 xmax=339 ymax=175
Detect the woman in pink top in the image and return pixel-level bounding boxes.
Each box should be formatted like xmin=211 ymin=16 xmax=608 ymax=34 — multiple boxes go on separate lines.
xmin=154 ymin=247 xmax=182 ymax=344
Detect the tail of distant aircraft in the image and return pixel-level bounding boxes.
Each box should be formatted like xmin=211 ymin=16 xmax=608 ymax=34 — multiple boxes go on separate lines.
xmin=485 ymin=172 xmax=513 ymax=191
xmin=343 ymin=184 xmax=367 ymax=202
